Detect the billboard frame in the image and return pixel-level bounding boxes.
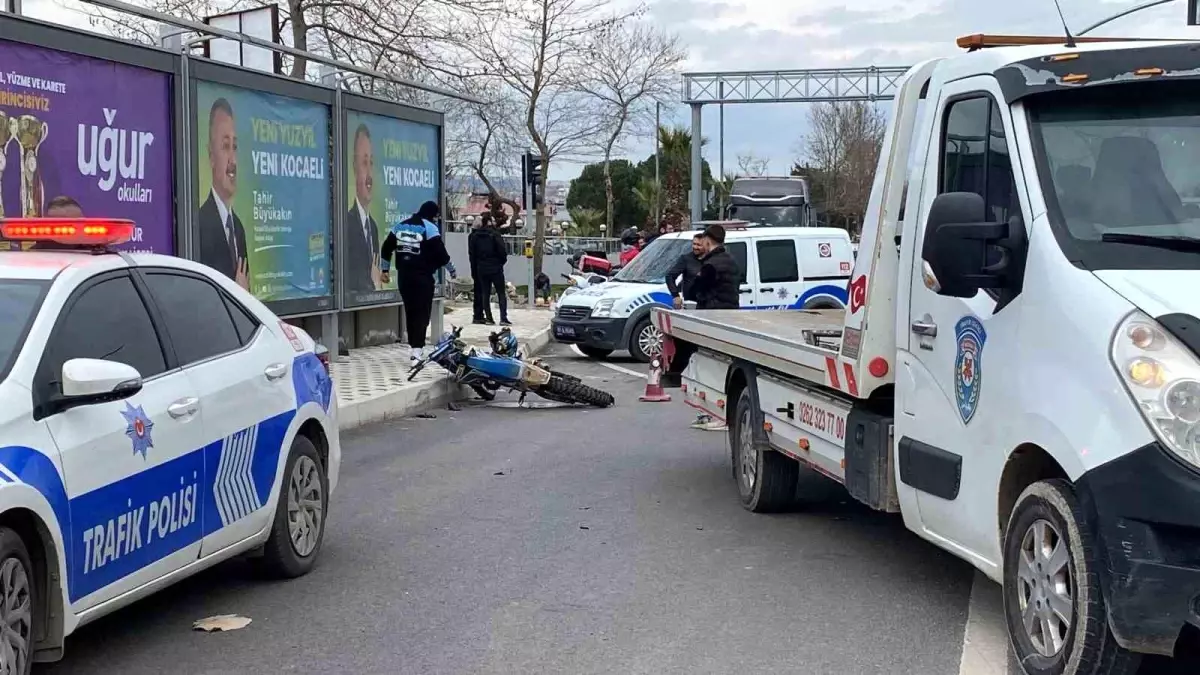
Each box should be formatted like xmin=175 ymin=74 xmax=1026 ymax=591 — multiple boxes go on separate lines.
xmin=0 ymin=14 xmax=186 ymax=257
xmin=340 ymin=92 xmax=445 ymax=311
xmin=189 ymin=57 xmax=337 ymax=319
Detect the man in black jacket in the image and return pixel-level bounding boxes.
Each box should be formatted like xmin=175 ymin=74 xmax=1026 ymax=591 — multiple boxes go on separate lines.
xmin=466 ymin=214 xmax=489 ymax=323
xmin=666 ymin=233 xmax=705 ymax=309
xmin=691 ymin=224 xmax=740 ymax=310
xmin=470 ymin=218 xmax=510 ymax=325
xmin=381 ymin=200 xmax=451 ymax=361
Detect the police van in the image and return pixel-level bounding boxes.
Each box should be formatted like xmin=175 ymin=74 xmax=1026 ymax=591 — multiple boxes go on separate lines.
xmin=0 ymin=218 xmax=340 ymax=670
xmin=552 ymin=225 xmax=853 ymax=362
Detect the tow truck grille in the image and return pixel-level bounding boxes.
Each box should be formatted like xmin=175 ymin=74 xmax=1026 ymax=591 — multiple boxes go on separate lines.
xmin=556 ymin=306 xmax=590 ymax=322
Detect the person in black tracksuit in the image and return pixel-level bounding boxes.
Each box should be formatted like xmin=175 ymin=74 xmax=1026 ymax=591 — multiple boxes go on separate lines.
xmin=470 ymin=220 xmax=510 ymax=325
xmin=667 ymin=224 xmax=741 ymax=379
xmin=666 ymin=233 xmax=705 ymax=309
xmin=380 ymin=200 xmax=451 ymax=361
xmin=467 ymin=217 xmax=488 ymax=322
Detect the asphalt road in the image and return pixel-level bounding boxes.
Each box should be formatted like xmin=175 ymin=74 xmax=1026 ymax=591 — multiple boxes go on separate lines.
xmin=41 ymin=345 xmax=1200 ymax=674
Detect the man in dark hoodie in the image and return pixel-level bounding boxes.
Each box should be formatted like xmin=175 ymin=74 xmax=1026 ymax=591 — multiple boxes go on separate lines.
xmin=381 ymin=200 xmax=452 ymax=362
xmin=690 ymin=224 xmax=740 ymax=310
xmin=470 ymin=216 xmax=511 ymax=325
xmin=466 ymin=214 xmax=490 ymax=323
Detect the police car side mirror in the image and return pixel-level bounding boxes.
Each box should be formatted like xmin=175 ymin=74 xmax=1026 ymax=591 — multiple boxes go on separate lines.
xmin=58 ymin=359 xmax=143 ymax=408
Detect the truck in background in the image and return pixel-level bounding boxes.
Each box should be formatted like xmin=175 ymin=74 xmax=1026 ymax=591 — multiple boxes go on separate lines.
xmin=725 ymin=176 xmax=813 ymax=227
xmin=652 ymin=34 xmax=1200 ymax=674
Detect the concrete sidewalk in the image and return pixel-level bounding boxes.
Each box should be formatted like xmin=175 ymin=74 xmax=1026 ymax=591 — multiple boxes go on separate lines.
xmin=333 ymin=305 xmax=553 ymax=431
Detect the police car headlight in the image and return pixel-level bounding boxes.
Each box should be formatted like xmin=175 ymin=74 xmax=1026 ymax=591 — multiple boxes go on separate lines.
xmin=1112 ymin=310 xmax=1200 ymax=469
xmin=591 ymin=299 xmax=616 ymax=318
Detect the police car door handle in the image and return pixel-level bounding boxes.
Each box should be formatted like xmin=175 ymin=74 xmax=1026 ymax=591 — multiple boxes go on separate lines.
xmin=911 ymin=320 xmax=938 ymax=337
xmin=264 ymin=363 xmax=289 ymax=381
xmin=759 ymin=287 xmax=775 ymax=293
xmin=739 ymin=286 xmax=753 ymax=294
xmin=167 ymin=397 xmax=199 ymax=419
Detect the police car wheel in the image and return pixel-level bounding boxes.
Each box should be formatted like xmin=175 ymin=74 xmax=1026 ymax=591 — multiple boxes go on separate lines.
xmin=0 ymin=528 xmax=35 ymax=675
xmin=261 ymin=436 xmax=328 ymax=579
xmin=1002 ymin=480 xmax=1141 ymax=675
xmin=628 ymin=317 xmax=662 ymax=363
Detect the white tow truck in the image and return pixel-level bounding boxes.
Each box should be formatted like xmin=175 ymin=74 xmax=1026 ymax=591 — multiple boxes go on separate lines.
xmin=653 ymin=34 xmax=1200 ymax=674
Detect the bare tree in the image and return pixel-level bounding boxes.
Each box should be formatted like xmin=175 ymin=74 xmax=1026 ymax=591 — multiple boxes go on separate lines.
xmin=736 ymin=152 xmax=769 ymax=177
xmin=458 ymin=0 xmax=632 ymax=276
xmin=446 ymin=83 xmax=525 ymax=227
xmin=576 ymin=19 xmax=684 ymax=233
xmin=798 ymin=101 xmax=886 ymax=233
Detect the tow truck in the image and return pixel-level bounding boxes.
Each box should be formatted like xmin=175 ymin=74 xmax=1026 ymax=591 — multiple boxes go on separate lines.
xmin=653 ymin=34 xmax=1200 ymax=673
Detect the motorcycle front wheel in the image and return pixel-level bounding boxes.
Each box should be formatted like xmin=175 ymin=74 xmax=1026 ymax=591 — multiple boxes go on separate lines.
xmin=539 ymin=373 xmax=615 ymax=408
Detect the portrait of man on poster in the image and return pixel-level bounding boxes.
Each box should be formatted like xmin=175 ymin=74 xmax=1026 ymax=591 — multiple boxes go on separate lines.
xmin=346 ymin=123 xmax=382 ymax=294
xmin=197 ymin=97 xmax=250 ymax=290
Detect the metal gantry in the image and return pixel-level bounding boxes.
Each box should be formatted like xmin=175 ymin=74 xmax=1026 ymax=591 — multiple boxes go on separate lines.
xmin=683 ymin=66 xmax=912 ymax=221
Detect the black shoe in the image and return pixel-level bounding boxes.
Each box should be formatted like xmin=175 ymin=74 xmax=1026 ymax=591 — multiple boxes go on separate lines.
xmin=472 ymin=319 xmax=487 ymax=325
xmin=500 ymin=319 xmax=513 ymax=326
xmin=484 ymin=319 xmax=496 ymax=325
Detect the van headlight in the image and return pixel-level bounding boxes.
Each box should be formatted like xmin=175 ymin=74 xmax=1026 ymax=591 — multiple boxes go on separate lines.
xmin=1112 ymin=310 xmax=1200 ymax=468
xmin=591 ymin=299 xmax=616 ymax=318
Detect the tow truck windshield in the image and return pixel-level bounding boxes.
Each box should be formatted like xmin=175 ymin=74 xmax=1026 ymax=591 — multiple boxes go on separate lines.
xmin=0 ymin=280 xmax=48 ymax=381
xmin=1032 ymin=81 xmax=1200 ymax=270
xmin=613 ymin=238 xmax=691 ymax=283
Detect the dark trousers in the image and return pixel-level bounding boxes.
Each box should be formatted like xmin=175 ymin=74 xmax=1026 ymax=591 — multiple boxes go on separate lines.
xmin=471 ymin=266 xmax=485 ymax=320
xmin=400 ymin=276 xmax=435 ymax=349
xmin=479 ymin=271 xmax=508 ymax=321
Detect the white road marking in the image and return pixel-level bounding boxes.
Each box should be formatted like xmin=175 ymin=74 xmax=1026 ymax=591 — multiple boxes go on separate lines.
xmin=960 ymin=571 xmax=1019 ymax=675
xmin=596 ymin=361 xmax=648 ymax=380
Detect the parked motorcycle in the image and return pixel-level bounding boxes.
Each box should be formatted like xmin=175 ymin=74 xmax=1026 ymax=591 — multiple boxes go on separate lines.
xmin=407 ymin=326 xmax=616 ymax=408
xmin=561 ymin=252 xmax=617 ymax=297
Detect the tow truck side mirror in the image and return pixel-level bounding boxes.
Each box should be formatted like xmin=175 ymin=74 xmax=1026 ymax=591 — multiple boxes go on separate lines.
xmin=921 ymin=192 xmax=1026 ymax=299
xmin=52 ymin=358 xmax=143 ymax=414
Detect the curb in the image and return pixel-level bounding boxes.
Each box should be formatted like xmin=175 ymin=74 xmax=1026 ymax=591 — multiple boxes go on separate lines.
xmin=338 ymin=325 xmax=553 ymax=432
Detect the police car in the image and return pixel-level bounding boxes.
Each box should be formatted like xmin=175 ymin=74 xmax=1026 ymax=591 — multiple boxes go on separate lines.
xmin=0 ymin=218 xmax=339 ymax=671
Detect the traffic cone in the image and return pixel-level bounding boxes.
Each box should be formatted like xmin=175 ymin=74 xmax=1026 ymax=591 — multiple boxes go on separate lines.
xmin=640 ymin=356 xmax=672 ymax=402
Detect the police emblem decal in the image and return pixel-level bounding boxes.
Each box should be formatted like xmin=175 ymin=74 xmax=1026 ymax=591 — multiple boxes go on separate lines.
xmin=776 ymin=286 xmax=789 ymax=300
xmin=954 ymin=316 xmax=986 ymax=424
xmin=121 ymin=402 xmax=155 ymax=459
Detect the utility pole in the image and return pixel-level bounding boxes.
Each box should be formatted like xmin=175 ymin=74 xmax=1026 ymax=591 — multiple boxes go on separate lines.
xmin=654 ymin=102 xmax=661 ymax=228
xmin=4 ymin=0 xmax=22 ymax=13
xmin=719 ymin=81 xmax=725 ymax=219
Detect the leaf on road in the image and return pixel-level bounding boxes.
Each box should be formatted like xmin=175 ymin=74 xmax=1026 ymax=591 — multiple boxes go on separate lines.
xmin=193 ymin=615 xmax=252 ymax=632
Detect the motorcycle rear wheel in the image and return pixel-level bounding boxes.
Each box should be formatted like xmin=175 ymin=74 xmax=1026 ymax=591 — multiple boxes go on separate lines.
xmin=540 ymin=374 xmax=615 ymax=408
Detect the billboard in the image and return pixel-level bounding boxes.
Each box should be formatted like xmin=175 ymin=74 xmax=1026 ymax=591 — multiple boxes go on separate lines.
xmin=343 ymin=109 xmax=439 ymax=307
xmin=0 ymin=39 xmax=174 ymax=253
xmin=194 ymin=80 xmax=331 ymax=306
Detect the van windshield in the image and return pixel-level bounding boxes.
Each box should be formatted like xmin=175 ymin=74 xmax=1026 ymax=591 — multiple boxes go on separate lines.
xmin=1030 ymin=81 xmax=1200 ymax=270
xmin=613 ymin=238 xmax=692 ymax=283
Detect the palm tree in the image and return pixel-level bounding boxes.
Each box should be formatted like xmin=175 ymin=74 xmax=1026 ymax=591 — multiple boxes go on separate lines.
xmin=656 ymin=126 xmax=706 ymax=228
xmin=568 ymin=208 xmax=606 ymax=237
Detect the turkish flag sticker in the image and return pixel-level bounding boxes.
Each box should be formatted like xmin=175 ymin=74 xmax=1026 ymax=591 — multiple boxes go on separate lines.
xmin=849 ymin=275 xmax=868 ymax=314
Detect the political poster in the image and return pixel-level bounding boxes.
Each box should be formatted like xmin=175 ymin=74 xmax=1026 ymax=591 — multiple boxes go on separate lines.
xmin=0 ymin=39 xmax=174 ymax=252
xmin=343 ymin=109 xmax=439 ymax=307
xmin=195 ymin=80 xmax=331 ymax=305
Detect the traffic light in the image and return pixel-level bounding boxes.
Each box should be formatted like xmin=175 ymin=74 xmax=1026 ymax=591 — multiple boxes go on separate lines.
xmin=521 ymin=152 xmax=544 ymax=209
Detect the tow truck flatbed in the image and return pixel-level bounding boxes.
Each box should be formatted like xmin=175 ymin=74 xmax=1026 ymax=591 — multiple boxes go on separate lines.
xmin=656 ymin=308 xmax=847 ymax=393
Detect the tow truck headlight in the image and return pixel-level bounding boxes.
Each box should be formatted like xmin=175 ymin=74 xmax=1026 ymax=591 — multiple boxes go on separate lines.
xmin=591 ymin=298 xmax=616 ymax=318
xmin=1112 ymin=310 xmax=1200 ymax=468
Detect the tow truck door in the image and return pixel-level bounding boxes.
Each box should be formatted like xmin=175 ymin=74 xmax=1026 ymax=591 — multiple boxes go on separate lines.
xmin=896 ymin=75 xmax=1031 ymax=560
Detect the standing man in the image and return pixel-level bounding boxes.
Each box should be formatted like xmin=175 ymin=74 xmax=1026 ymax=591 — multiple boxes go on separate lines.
xmin=380 ymin=201 xmax=451 ymax=362
xmin=690 ymin=224 xmax=740 ymax=309
xmin=197 ymin=98 xmax=250 ymax=291
xmin=467 ymin=214 xmax=489 ymax=323
xmin=471 ymin=216 xmax=511 ymax=326
xmin=346 ymin=123 xmax=381 ymax=294
xmin=666 ymin=232 xmax=705 ymax=309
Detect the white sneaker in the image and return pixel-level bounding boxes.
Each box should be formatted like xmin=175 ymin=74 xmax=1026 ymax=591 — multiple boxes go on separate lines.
xmin=410 ymin=346 xmax=423 ymax=362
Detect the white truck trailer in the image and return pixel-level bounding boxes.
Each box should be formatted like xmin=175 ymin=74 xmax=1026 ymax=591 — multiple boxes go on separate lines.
xmin=653 ymin=34 xmax=1200 ymax=674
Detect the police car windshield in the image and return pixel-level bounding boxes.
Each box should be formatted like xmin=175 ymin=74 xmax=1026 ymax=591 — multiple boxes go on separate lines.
xmin=613 ymin=238 xmax=691 ymax=283
xmin=0 ymin=280 xmax=48 ymax=382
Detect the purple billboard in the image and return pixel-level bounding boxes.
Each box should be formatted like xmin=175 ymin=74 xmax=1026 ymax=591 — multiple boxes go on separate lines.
xmin=0 ymin=40 xmax=174 ymax=253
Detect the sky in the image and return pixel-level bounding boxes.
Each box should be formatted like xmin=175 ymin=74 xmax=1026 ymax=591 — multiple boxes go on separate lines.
xmin=19 ymin=0 xmax=1200 ymax=181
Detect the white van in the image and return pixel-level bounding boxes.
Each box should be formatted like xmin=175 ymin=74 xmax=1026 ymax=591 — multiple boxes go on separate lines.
xmin=551 ymin=226 xmax=854 ymax=361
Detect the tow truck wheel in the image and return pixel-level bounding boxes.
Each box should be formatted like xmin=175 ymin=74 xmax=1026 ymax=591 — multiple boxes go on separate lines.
xmin=260 ymin=435 xmax=329 ymax=579
xmin=0 ymin=528 xmax=34 ymax=675
xmin=1001 ymin=480 xmax=1141 ymax=675
xmin=730 ymin=388 xmax=797 ymax=513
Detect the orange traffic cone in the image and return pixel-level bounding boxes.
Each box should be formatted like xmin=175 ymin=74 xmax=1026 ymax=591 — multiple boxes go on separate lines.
xmin=640 ymin=356 xmax=672 ymax=402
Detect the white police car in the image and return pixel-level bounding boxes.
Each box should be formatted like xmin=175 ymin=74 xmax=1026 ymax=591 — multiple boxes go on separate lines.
xmin=0 ymin=218 xmax=339 ymax=671
xmin=552 ymin=226 xmax=854 ymax=362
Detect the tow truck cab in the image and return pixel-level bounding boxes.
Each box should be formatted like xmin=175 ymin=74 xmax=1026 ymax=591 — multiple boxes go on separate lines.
xmin=656 ymin=35 xmax=1200 ymax=667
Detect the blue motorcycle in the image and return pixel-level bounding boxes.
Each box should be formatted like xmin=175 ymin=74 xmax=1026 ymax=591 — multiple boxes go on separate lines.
xmin=407 ymin=326 xmax=616 ymax=408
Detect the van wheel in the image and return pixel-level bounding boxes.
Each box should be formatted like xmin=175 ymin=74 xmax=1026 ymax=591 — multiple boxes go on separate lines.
xmin=260 ymin=435 xmax=329 ymax=578
xmin=1002 ymin=480 xmax=1141 ymax=675
xmin=628 ymin=317 xmax=662 ymax=363
xmin=0 ymin=528 xmax=34 ymax=675
xmin=729 ymin=387 xmax=797 ymax=513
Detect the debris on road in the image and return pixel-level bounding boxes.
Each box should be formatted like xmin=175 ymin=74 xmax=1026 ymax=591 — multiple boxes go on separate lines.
xmin=193 ymin=615 xmax=252 ymax=632
xmin=494 ymin=470 xmax=507 ymax=476
xmin=579 ymin=525 xmax=590 ymax=530
xmin=415 ymin=413 xmax=437 ymax=419
xmin=447 ymin=401 xmax=462 ymax=411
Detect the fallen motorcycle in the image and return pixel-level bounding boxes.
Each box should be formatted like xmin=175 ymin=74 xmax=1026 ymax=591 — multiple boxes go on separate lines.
xmin=408 ymin=326 xmax=616 ymax=408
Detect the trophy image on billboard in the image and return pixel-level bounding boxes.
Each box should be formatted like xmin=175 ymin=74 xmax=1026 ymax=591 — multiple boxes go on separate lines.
xmin=0 ymin=112 xmax=15 ymax=218
xmin=16 ymin=115 xmax=48 ymax=217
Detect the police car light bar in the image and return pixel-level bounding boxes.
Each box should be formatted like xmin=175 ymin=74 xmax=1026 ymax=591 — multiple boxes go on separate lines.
xmin=0 ymin=218 xmax=135 ymax=247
